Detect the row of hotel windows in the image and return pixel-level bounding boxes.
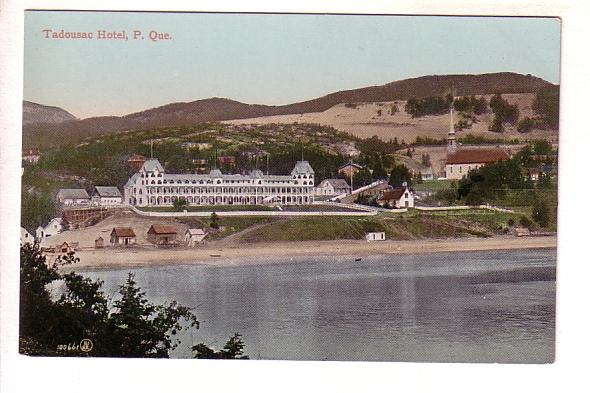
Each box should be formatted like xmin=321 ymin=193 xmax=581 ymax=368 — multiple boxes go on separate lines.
xmin=133 ymin=186 xmax=314 ymax=195
xmin=139 ymin=178 xmax=312 ymax=185
xmin=140 ymin=173 xmax=313 ymax=182
xmin=131 ymin=195 xmax=313 ymax=205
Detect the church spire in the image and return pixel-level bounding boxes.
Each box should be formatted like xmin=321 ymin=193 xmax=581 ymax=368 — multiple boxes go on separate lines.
xmin=447 ymin=91 xmax=457 ymax=154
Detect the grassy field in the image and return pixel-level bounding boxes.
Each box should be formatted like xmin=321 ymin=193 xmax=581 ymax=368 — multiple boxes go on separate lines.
xmin=412 ymin=179 xmax=452 ymax=192
xmin=177 ymin=216 xmax=278 ymax=241
xmin=231 ymin=209 xmax=526 ymax=243
xmin=21 ymin=168 xmax=82 ymax=195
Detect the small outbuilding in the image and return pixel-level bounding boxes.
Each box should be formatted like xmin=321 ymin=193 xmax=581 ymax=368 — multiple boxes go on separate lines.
xmin=57 ymin=242 xmax=74 ymax=254
xmin=110 ymin=227 xmax=136 ymax=246
xmin=147 ymin=225 xmax=177 ymax=246
xmin=185 ymin=228 xmax=207 ymax=246
xmin=512 ymin=227 xmax=531 ymax=237
xmin=95 ymin=237 xmax=105 ymax=249
xmin=365 ymin=232 xmax=386 ymax=242
xmin=20 ymin=227 xmax=34 ymax=245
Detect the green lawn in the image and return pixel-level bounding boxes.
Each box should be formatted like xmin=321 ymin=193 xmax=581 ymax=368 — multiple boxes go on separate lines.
xmin=178 ymin=216 xmax=278 ymax=240
xmin=235 ymin=211 xmax=524 ymax=243
xmin=412 ymin=179 xmax=452 ymax=192
xmin=173 ymin=207 xmax=540 ymax=243
xmin=22 ymin=170 xmax=81 ymax=195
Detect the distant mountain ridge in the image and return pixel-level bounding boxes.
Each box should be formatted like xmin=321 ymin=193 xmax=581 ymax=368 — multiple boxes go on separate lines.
xmin=23 ymin=101 xmax=77 ymax=126
xmin=23 ymin=72 xmax=557 ymax=148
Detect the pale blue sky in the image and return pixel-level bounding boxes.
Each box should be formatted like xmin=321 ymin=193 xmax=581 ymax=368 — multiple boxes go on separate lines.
xmin=24 ymin=12 xmax=561 ymax=118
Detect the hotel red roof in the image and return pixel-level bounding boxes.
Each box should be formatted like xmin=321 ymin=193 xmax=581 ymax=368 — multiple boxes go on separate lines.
xmin=446 ymin=149 xmax=509 ymax=165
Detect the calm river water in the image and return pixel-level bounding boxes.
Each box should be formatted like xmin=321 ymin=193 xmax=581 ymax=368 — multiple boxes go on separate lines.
xmin=82 ymin=248 xmax=556 ymax=363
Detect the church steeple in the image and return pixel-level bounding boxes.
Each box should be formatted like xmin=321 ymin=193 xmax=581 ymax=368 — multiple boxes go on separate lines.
xmin=447 ymin=98 xmax=457 ymax=154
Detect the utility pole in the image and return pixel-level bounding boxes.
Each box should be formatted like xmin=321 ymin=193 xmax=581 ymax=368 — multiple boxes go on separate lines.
xmin=150 ymin=140 xmax=154 ymax=158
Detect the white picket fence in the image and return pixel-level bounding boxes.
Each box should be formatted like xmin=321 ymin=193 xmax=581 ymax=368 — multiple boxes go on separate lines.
xmin=415 ymin=205 xmax=514 ymax=213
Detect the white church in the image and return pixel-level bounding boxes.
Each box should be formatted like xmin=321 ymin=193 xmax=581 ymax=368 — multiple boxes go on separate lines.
xmin=124 ymin=158 xmax=316 ymax=207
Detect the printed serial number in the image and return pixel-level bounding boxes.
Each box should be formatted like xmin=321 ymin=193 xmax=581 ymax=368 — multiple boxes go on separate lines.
xmin=56 ymin=339 xmax=93 ymax=352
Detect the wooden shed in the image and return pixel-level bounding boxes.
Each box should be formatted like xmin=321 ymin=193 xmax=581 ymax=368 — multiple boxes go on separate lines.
xmin=185 ymin=228 xmax=207 ymax=246
xmin=365 ymin=232 xmax=386 ymax=242
xmin=110 ymin=227 xmax=136 ymax=246
xmin=95 ymin=237 xmax=105 ymax=249
xmin=147 ymin=225 xmax=177 ymax=246
xmin=58 ymin=242 xmax=74 ymax=254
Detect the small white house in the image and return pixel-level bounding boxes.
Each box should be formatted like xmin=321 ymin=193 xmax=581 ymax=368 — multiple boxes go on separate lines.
xmin=57 ymin=188 xmax=90 ymax=206
xmin=35 ymin=225 xmax=44 ymax=240
xmin=419 ymin=167 xmax=434 ymax=181
xmin=21 ymin=227 xmax=34 ymax=245
xmin=185 ymin=228 xmax=207 ymax=246
xmin=315 ymin=179 xmax=352 ymax=196
xmin=365 ymin=232 xmax=386 ymax=242
xmin=92 ymin=186 xmax=123 ymax=206
xmin=377 ymin=185 xmax=415 ymax=209
xmin=36 ymin=218 xmax=63 ymax=239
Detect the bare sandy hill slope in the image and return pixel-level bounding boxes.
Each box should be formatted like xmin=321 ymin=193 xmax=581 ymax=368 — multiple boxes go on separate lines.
xmin=224 ymin=93 xmax=558 ymax=143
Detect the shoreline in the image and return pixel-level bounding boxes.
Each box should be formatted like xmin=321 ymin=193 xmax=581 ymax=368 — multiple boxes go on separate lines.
xmin=58 ymin=235 xmax=557 ymax=272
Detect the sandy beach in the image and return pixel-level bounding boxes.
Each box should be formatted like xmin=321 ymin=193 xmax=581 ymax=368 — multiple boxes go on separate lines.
xmin=59 ymin=235 xmax=557 ymax=271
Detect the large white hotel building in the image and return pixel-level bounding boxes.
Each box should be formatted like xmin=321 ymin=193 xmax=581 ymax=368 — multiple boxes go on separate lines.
xmin=124 ymin=158 xmax=315 ymax=207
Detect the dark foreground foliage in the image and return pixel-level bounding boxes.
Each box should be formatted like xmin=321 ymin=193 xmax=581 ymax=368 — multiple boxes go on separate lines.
xmin=19 ymin=244 xmax=248 ymax=359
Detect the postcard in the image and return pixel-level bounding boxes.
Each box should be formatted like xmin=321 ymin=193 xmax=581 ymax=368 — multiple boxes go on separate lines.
xmin=17 ymin=10 xmax=559 ymax=363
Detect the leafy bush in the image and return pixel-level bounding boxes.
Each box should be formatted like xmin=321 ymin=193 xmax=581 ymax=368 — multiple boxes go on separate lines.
xmin=517 ymin=117 xmax=536 ymax=133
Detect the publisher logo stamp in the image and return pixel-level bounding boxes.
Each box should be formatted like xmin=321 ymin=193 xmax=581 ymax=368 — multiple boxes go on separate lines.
xmin=80 ymin=339 xmax=93 ymax=352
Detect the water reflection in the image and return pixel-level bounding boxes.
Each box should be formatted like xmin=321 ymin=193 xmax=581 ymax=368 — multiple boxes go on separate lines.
xmin=83 ymin=248 xmax=556 ymax=362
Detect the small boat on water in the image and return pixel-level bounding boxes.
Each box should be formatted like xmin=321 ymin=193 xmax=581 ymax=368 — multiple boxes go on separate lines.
xmin=355 ymin=257 xmax=362 ymax=262
xmin=210 ymin=254 xmax=222 ymax=257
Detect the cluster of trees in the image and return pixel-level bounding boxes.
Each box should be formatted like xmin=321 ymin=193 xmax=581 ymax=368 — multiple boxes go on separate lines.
xmin=532 ymin=86 xmax=560 ymax=129
xmin=489 ymin=93 xmax=520 ymax=132
xmin=457 ymin=134 xmax=521 ymax=145
xmin=405 ymin=95 xmax=453 ymax=118
xmin=21 ymin=190 xmax=56 ymax=233
xmin=412 ymin=136 xmax=445 ymax=146
xmin=405 ymin=94 xmax=489 ymax=121
xmin=356 ymin=135 xmax=401 ymax=154
xmin=435 ymin=141 xmax=556 ymax=228
xmin=456 ymin=156 xmax=525 ymax=205
xmin=453 ymin=95 xmax=488 ymax=114
xmin=517 ymin=87 xmax=560 ymax=133
xmin=388 ymin=164 xmax=413 ymax=187
xmin=20 ymin=244 xmax=247 ymax=358
xmin=454 ymin=113 xmax=479 ymax=132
